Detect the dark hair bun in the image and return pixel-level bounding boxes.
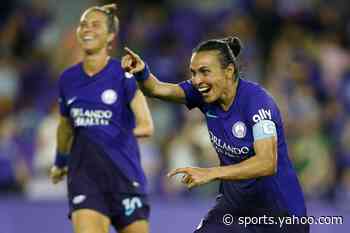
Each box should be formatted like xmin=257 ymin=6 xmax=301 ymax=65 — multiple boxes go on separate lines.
xmin=224 ymin=36 xmax=243 ymax=57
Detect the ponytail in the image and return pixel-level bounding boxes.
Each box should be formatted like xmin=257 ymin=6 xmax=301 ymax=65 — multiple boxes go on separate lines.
xmin=222 ymin=36 xmax=242 ymax=58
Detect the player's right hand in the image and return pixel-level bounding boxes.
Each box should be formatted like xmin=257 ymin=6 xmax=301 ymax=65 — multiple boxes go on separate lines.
xmin=50 ymin=166 xmax=68 ymax=184
xmin=122 ymin=47 xmax=145 ymax=74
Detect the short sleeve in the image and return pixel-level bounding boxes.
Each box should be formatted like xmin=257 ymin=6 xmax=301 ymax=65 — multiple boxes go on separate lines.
xmin=179 ymin=80 xmax=204 ymax=110
xmin=245 ymin=88 xmax=279 ymax=128
xmin=124 ymin=75 xmax=138 ymax=103
xmin=58 ymin=76 xmax=69 ymax=117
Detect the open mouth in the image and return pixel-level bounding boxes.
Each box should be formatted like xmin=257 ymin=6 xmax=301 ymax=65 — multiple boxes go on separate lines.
xmin=198 ymin=85 xmax=211 ymax=94
xmin=82 ymin=35 xmax=95 ymax=42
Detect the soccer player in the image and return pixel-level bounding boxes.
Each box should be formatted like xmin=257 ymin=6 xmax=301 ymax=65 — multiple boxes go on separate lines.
xmin=121 ymin=37 xmax=309 ymax=233
xmin=49 ymin=4 xmax=153 ymax=233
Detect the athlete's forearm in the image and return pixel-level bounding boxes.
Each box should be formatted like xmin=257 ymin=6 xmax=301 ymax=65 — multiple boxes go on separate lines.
xmin=138 ymin=74 xmax=186 ymax=104
xmin=133 ymin=125 xmax=153 ymax=138
xmin=130 ymin=90 xmax=154 ymax=138
xmin=57 ymin=118 xmax=74 ymax=154
xmin=124 ymin=47 xmax=186 ymax=103
xmin=212 ymin=154 xmax=277 ymax=181
xmin=137 ymin=73 xmax=158 ymax=97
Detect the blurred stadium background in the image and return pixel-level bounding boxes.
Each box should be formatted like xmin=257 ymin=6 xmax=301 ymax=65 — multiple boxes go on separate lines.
xmin=0 ymin=0 xmax=349 ymax=232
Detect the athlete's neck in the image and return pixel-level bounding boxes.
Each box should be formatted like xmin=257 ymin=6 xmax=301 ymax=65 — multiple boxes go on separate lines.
xmin=218 ymin=78 xmax=239 ymax=111
xmin=83 ymin=51 xmax=110 ymax=77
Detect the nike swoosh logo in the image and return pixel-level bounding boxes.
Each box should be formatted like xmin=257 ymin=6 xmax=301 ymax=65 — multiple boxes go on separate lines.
xmin=67 ymin=97 xmax=77 ymax=105
xmin=206 ymin=112 xmax=218 ymax=118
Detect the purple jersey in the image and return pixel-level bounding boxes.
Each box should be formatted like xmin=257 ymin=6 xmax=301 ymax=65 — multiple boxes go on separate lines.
xmin=58 ymin=58 xmax=146 ymax=194
xmin=180 ymin=78 xmax=306 ymax=216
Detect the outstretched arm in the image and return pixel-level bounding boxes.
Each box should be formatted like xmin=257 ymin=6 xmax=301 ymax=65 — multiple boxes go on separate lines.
xmin=168 ymin=135 xmax=277 ymax=189
xmin=122 ymin=47 xmax=186 ymax=104
xmin=211 ymin=137 xmax=277 ymax=180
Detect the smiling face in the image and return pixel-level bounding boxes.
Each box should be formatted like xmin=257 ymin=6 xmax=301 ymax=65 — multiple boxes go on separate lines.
xmin=190 ymin=50 xmax=235 ymax=103
xmin=76 ymin=9 xmax=115 ymax=54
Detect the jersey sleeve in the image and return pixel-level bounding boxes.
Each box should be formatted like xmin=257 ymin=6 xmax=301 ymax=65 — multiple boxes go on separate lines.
xmin=244 ymin=88 xmax=279 ymax=129
xmin=124 ymin=75 xmax=138 ymax=104
xmin=179 ymin=80 xmax=204 ymax=110
xmin=58 ymin=75 xmax=69 ymax=117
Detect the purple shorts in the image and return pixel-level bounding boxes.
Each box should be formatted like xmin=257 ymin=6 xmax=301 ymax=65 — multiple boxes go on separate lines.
xmin=67 ymin=132 xmax=150 ymax=230
xmin=194 ymin=194 xmax=309 ymax=233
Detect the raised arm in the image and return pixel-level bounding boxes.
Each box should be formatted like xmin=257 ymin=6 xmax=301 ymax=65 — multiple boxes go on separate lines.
xmin=122 ymin=47 xmax=186 ymax=104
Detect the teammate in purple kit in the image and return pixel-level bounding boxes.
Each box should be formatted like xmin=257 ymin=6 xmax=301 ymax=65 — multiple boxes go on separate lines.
xmin=49 ymin=4 xmax=153 ymax=233
xmin=122 ymin=37 xmax=309 ymax=233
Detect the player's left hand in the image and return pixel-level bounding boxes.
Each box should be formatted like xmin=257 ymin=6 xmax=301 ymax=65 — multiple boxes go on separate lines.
xmin=167 ymin=167 xmax=217 ymax=189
